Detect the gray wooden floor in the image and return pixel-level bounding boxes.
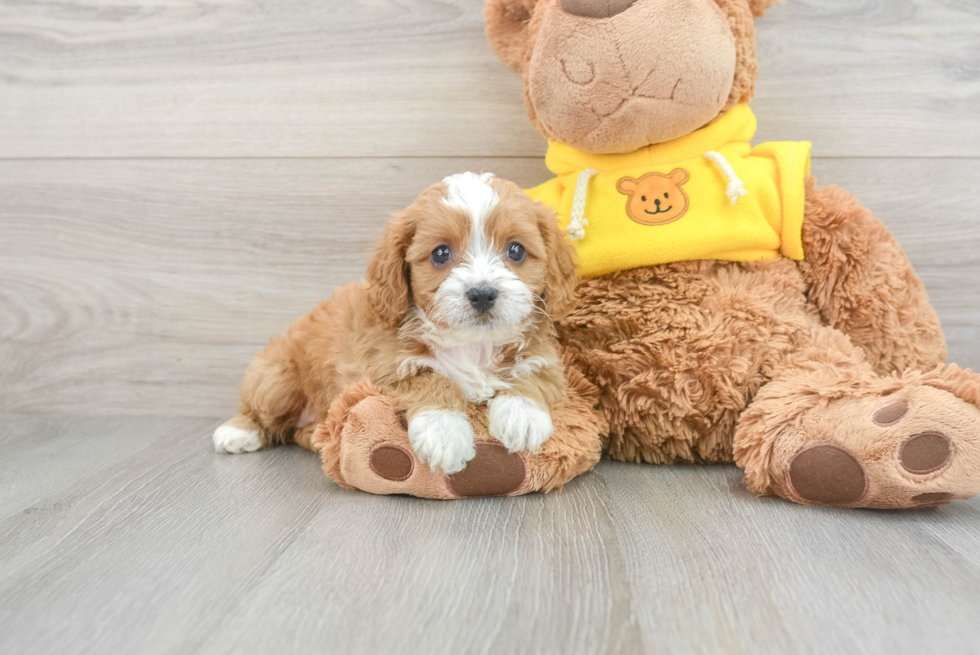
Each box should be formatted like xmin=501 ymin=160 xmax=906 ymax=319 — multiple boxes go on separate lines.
xmin=3 ymin=417 xmax=980 ymax=655
xmin=2 ymin=1 xmax=980 ymax=653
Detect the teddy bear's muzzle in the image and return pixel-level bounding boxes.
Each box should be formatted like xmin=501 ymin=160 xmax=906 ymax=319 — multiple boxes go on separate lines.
xmin=560 ymin=0 xmax=638 ymax=19
xmin=528 ymin=0 xmax=738 ymax=153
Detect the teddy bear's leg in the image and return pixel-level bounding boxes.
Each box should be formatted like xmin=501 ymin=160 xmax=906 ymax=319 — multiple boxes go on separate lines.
xmin=734 ymin=324 xmax=980 ymax=508
xmin=799 ymin=178 xmax=947 ymax=376
xmin=310 ymin=375 xmax=605 ymax=499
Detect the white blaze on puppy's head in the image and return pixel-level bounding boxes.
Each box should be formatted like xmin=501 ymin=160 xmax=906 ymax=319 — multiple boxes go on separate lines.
xmin=442 ymin=171 xmax=499 ymax=242
xmin=432 ymin=172 xmax=534 ymax=334
xmin=377 ymin=170 xmax=577 ymax=344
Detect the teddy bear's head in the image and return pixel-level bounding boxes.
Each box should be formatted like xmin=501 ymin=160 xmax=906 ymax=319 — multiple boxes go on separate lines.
xmin=485 ymin=0 xmax=778 ymax=154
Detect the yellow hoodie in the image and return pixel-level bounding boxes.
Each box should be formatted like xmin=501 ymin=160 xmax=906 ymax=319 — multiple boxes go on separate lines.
xmin=526 ymin=104 xmax=812 ymax=278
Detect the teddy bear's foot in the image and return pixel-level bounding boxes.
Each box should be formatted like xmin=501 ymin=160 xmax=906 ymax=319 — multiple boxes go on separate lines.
xmin=735 ymin=365 xmax=980 ymax=509
xmin=331 ymin=393 xmax=530 ymax=499
xmin=311 ymin=375 xmax=606 ymax=499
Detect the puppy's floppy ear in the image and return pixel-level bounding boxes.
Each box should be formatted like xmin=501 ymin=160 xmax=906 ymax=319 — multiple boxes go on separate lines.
xmin=366 ymin=210 xmax=416 ymax=328
xmin=746 ymin=0 xmax=779 ymax=18
xmin=534 ymin=201 xmax=579 ymax=318
xmin=485 ymin=0 xmax=537 ymax=73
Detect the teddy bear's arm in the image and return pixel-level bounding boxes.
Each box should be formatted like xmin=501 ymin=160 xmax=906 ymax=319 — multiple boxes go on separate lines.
xmin=798 ymin=177 xmax=946 ymax=376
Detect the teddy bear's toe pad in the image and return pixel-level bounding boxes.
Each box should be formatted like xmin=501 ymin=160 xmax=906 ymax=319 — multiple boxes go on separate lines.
xmin=873 ymin=401 xmax=908 ymax=426
xmin=447 ymin=442 xmax=526 ymax=498
xmin=369 ymin=445 xmax=414 ymax=482
xmin=900 ymin=432 xmax=951 ymax=474
xmin=788 ymin=444 xmax=868 ymax=506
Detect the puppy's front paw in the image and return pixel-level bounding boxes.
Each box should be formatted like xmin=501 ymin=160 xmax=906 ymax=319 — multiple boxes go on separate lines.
xmin=408 ymin=410 xmax=476 ymax=475
xmin=488 ymin=396 xmax=554 ymax=454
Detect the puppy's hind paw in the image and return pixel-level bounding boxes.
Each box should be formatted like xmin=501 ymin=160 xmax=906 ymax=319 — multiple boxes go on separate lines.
xmin=407 ymin=410 xmax=476 ymax=475
xmin=488 ymin=396 xmax=554 ymax=454
xmin=213 ymin=421 xmax=263 ymax=454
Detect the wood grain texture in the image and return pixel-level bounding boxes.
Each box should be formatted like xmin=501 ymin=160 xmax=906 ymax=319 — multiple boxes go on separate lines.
xmin=752 ymin=0 xmax=980 ymax=156
xmin=2 ymin=416 xmax=980 ymax=654
xmin=598 ymin=460 xmax=980 ymax=654
xmin=2 ymin=157 xmax=978 ymax=416
xmin=1 ymin=0 xmax=978 ymax=158
xmin=0 ymin=416 xmax=641 ymax=655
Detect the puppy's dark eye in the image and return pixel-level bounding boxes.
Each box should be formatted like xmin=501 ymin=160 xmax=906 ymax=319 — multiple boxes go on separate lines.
xmin=664 ymin=192 xmax=669 ymax=199
xmin=431 ymin=245 xmax=451 ymax=265
xmin=641 ymin=196 xmax=647 ymax=202
xmin=506 ymin=242 xmax=526 ymax=263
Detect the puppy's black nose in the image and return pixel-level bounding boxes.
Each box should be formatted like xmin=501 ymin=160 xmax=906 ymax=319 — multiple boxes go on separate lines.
xmin=467 ymin=287 xmax=498 ymax=313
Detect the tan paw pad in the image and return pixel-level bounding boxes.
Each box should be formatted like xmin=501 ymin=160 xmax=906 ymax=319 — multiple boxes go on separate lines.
xmin=369 ymin=445 xmax=414 ymax=482
xmin=873 ymin=401 xmax=909 ymax=426
xmin=447 ymin=442 xmax=526 ymax=498
xmin=788 ymin=443 xmax=869 ymax=506
xmin=900 ymin=432 xmax=952 ymax=475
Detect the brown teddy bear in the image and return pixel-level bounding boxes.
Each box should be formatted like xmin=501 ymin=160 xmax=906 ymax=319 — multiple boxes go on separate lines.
xmin=483 ymin=0 xmax=980 ymax=508
xmin=311 ymin=0 xmax=980 ymax=508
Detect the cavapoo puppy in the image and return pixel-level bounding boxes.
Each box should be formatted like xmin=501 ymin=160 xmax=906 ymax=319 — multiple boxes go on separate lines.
xmin=213 ymin=172 xmax=579 ymax=473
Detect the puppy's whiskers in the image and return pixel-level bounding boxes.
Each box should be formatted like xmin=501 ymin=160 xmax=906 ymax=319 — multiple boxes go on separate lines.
xmin=530 ymin=293 xmax=557 ymax=329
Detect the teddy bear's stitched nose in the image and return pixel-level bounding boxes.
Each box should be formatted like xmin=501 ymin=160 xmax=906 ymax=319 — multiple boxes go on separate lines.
xmin=560 ymin=0 xmax=638 ymax=19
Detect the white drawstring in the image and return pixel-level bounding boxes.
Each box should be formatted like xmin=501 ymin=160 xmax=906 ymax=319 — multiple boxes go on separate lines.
xmin=567 ymin=168 xmax=599 ymax=241
xmin=703 ymin=150 xmax=748 ymax=205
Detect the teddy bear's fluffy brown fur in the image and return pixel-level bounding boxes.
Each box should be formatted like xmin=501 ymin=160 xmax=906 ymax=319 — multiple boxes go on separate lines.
xmin=482 ymin=0 xmax=980 ymax=507
xmin=304 ymin=0 xmax=980 ymax=507
xmin=560 ymin=180 xmax=949 ymax=468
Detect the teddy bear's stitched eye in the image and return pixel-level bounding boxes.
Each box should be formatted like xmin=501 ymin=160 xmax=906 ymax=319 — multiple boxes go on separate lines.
xmin=665 ymin=192 xmax=669 ymax=199
xmin=641 ymin=196 xmax=647 ymax=202
xmin=431 ymin=245 xmax=451 ymax=265
xmin=506 ymin=242 xmax=526 ymax=263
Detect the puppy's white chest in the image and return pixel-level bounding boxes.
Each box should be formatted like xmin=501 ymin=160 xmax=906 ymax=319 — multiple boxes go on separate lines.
xmin=431 ymin=343 xmax=509 ymax=404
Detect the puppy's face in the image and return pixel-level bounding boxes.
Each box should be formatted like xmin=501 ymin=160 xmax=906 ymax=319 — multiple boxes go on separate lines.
xmin=411 ymin=173 xmax=544 ymax=332
xmin=367 ymin=173 xmax=578 ymax=335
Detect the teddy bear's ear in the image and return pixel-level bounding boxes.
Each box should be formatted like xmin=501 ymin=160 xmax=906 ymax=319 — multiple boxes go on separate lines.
xmin=616 ymin=177 xmax=637 ymax=194
xmin=485 ymin=0 xmax=537 ymax=73
xmin=668 ymin=169 xmax=690 ymax=186
xmin=746 ymin=0 xmax=779 ymax=18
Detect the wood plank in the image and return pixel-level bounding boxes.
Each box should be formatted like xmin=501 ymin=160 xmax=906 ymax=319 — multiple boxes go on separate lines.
xmin=599 ymin=460 xmax=980 ymax=654
xmin=3 ymin=416 xmax=980 ymax=654
xmin=753 ymin=0 xmax=980 ymax=156
xmin=2 ymin=156 xmax=978 ymax=416
xmin=0 ymin=415 xmax=641 ymax=655
xmin=0 ymin=0 xmax=977 ymax=158
xmin=195 ymin=467 xmax=641 ymax=655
